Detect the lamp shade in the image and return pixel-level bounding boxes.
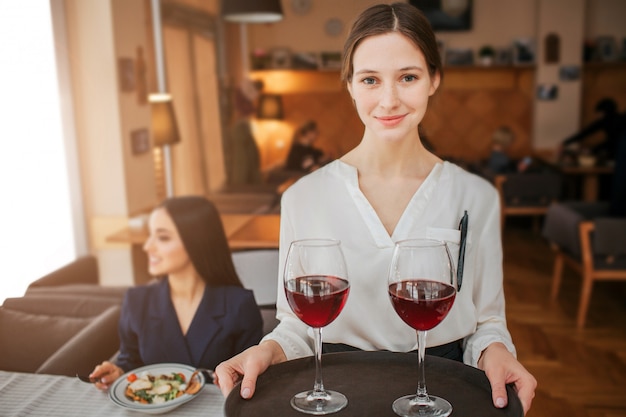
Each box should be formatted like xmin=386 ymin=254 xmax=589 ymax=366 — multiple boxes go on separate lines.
xmin=256 ymin=94 xmax=284 ymax=119
xmin=149 ymin=93 xmax=181 ymax=146
xmin=221 ymin=0 xmax=283 ymax=23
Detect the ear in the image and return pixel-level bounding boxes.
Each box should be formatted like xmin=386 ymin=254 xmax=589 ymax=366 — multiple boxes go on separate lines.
xmin=428 ymin=71 xmax=441 ymax=96
xmin=346 ymin=81 xmax=353 ymax=99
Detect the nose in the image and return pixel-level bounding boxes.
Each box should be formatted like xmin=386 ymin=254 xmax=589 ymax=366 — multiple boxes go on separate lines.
xmin=143 ymin=236 xmax=153 ymax=252
xmin=379 ymin=83 xmax=399 ymax=109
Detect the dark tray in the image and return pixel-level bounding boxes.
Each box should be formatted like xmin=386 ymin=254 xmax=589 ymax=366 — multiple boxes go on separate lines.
xmin=225 ymin=350 xmax=522 ymax=417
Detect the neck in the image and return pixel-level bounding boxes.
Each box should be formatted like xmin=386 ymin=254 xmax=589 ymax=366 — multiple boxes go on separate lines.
xmin=168 ymin=274 xmax=205 ymax=301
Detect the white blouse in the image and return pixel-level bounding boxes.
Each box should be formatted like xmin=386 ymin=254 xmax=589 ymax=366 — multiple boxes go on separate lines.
xmin=263 ymin=160 xmax=516 ymax=367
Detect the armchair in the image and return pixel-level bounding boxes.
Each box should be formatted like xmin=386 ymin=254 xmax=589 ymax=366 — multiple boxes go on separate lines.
xmin=542 ymin=202 xmax=626 ymax=328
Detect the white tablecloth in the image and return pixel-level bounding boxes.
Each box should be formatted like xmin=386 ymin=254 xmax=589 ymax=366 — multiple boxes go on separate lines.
xmin=0 ymin=371 xmax=225 ymax=417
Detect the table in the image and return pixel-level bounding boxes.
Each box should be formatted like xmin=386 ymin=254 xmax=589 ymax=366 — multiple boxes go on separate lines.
xmin=224 ymin=351 xmax=522 ymax=417
xmin=0 ymin=371 xmax=224 ymax=417
xmin=536 ymin=154 xmax=614 ymax=202
xmin=107 ymin=214 xmax=280 ymax=284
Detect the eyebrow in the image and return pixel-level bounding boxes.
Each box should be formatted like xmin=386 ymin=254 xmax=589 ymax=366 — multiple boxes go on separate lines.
xmin=353 ymin=65 xmax=425 ymax=76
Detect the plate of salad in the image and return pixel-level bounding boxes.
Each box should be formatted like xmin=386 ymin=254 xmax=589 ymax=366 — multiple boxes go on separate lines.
xmin=109 ymin=363 xmax=205 ymax=414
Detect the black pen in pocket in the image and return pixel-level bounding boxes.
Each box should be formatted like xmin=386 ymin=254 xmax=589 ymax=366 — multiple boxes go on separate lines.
xmin=457 ymin=210 xmax=468 ymax=291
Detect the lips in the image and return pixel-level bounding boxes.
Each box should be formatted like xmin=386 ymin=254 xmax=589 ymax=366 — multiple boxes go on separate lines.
xmin=376 ymin=114 xmax=405 ymax=127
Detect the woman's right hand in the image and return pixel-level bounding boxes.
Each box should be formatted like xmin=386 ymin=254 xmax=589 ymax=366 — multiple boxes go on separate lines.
xmin=214 ymin=340 xmax=286 ymax=398
xmin=90 ymin=361 xmax=124 ymax=391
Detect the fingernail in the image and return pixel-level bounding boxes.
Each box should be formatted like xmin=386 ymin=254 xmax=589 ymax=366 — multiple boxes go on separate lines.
xmin=241 ymin=387 xmax=251 ymax=399
xmin=496 ymin=397 xmax=506 ymax=408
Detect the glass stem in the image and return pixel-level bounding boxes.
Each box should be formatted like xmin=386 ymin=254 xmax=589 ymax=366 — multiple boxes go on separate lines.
xmin=415 ymin=330 xmax=429 ymax=403
xmin=313 ymin=327 xmax=325 ymax=394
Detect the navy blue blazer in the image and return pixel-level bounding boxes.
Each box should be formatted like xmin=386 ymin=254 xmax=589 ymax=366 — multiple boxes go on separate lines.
xmin=115 ymin=279 xmax=263 ymax=372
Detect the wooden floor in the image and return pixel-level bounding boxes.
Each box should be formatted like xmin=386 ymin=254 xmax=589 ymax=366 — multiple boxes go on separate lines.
xmin=502 ymin=221 xmax=626 ymax=417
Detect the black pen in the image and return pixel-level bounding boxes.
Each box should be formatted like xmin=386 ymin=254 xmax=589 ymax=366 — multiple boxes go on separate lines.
xmin=457 ymin=210 xmax=468 ymax=291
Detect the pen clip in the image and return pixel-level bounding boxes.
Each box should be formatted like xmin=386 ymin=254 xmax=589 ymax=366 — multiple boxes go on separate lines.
xmin=457 ymin=210 xmax=468 ymax=292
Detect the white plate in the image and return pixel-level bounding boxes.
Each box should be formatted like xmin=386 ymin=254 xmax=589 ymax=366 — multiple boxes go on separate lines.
xmin=109 ymin=363 xmax=205 ymax=415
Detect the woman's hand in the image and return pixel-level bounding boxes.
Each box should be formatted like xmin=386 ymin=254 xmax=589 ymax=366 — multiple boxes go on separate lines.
xmin=478 ymin=342 xmax=537 ymax=415
xmin=214 ymin=340 xmax=286 ymax=398
xmin=89 ymin=361 xmax=124 ymax=391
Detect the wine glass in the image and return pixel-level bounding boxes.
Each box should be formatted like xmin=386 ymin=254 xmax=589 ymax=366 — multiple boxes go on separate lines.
xmin=284 ymin=239 xmax=350 ymax=415
xmin=387 ymin=238 xmax=457 ymax=417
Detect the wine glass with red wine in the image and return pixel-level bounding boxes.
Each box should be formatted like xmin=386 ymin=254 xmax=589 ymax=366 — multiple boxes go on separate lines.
xmin=387 ymin=238 xmax=457 ymax=417
xmin=284 ymin=239 xmax=350 ymax=415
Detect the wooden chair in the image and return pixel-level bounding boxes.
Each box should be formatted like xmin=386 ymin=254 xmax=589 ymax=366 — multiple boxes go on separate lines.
xmin=494 ymin=172 xmax=562 ymax=232
xmin=543 ymin=202 xmax=626 ymax=328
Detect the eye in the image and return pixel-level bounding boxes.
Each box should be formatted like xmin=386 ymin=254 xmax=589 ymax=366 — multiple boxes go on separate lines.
xmin=401 ymin=74 xmax=417 ymax=82
xmin=361 ymin=77 xmax=377 ymax=85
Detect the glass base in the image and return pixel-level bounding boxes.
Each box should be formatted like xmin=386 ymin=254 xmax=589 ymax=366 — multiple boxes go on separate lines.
xmin=290 ymin=389 xmax=348 ymax=415
xmin=392 ymin=394 xmax=452 ymax=417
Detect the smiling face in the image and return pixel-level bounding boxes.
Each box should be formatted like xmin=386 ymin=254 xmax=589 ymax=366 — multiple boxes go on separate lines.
xmin=347 ymin=32 xmax=440 ymax=144
xmin=143 ymin=207 xmax=194 ymax=277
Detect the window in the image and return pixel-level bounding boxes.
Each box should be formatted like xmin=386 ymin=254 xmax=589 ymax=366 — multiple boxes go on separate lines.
xmin=0 ymin=1 xmax=84 ymax=303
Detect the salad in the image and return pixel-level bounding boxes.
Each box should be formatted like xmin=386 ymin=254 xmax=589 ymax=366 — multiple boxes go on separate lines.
xmin=124 ymin=371 xmax=188 ymax=404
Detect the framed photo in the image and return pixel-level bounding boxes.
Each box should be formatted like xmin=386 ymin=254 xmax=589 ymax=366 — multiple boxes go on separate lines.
xmin=409 ymin=0 xmax=472 ymax=31
xmin=118 ymin=57 xmax=135 ymax=92
xmin=271 ymin=48 xmax=292 ymax=69
xmin=495 ymin=47 xmax=513 ymax=66
xmin=559 ymin=65 xmax=580 ymax=81
xmin=537 ymin=84 xmax=558 ymax=101
xmin=130 ymin=128 xmax=150 ymax=155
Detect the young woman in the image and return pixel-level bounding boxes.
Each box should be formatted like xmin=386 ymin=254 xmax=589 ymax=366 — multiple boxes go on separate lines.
xmin=214 ymin=3 xmax=536 ymax=414
xmin=90 ymin=196 xmax=263 ymax=390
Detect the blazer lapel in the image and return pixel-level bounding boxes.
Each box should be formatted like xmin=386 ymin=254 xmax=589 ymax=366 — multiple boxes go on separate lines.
xmin=145 ymin=280 xmax=194 ymax=364
xmin=185 ymin=286 xmax=226 ymax=365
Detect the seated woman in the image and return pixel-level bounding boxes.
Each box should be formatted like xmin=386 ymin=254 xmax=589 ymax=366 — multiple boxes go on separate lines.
xmin=285 ymin=120 xmax=329 ymax=172
xmin=90 ymin=196 xmax=263 ymax=390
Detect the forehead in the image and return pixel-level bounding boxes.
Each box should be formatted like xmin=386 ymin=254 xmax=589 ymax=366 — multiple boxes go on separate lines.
xmin=150 ymin=207 xmax=177 ymax=230
xmin=352 ymin=32 xmax=424 ymax=69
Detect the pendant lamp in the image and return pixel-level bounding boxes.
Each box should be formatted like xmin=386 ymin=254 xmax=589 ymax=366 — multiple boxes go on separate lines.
xmin=221 ymin=0 xmax=284 ymax=23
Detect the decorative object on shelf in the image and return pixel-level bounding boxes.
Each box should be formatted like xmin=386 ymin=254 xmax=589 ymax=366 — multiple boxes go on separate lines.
xmin=221 ymin=0 xmax=283 ymax=23
xmin=445 ymin=48 xmax=474 ymax=66
xmin=595 ymin=36 xmax=618 ymax=62
xmin=478 ymin=45 xmax=495 ymax=66
xmin=271 ymin=48 xmax=292 ymax=69
xmin=251 ymin=49 xmax=272 ymax=70
xmin=257 ymin=94 xmax=284 ymax=120
xmin=324 ymin=17 xmax=344 ymax=37
xmin=130 ymin=128 xmax=150 ymax=155
xmin=319 ymin=52 xmax=342 ymax=70
xmin=495 ymin=47 xmax=513 ymax=66
xmin=544 ymin=33 xmax=560 ymax=64
xmin=291 ymin=0 xmax=312 ymax=16
xmin=513 ymin=38 xmax=535 ymax=65
xmin=409 ymin=0 xmax=472 ymax=31
xmin=559 ymin=65 xmax=580 ymax=82
xmin=292 ymin=52 xmax=319 ymax=70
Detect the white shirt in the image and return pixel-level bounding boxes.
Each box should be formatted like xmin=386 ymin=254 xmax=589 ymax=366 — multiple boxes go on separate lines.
xmin=263 ymin=160 xmax=516 ymax=367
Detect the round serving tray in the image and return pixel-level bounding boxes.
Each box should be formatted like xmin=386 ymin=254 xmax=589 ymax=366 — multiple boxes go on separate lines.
xmin=225 ymin=350 xmax=522 ymax=417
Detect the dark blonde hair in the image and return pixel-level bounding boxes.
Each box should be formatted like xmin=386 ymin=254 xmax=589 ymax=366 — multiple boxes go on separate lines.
xmin=341 ymin=3 xmax=442 ymax=83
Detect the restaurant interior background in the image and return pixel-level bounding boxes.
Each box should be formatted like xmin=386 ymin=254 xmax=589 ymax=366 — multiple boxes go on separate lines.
xmin=1 ymin=0 xmax=625 ymax=303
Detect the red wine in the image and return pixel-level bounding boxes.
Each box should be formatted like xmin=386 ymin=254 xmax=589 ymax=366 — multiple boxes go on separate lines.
xmin=388 ymin=279 xmax=456 ymax=331
xmin=285 ymin=275 xmax=350 ymax=328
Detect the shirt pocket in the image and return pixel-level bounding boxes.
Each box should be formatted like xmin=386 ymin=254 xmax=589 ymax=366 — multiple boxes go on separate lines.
xmin=426 ymin=227 xmax=461 ymax=275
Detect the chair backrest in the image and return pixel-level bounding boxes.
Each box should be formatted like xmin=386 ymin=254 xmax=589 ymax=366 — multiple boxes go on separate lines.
xmin=499 ymin=172 xmax=562 ymax=206
xmin=232 ymin=249 xmax=279 ymax=307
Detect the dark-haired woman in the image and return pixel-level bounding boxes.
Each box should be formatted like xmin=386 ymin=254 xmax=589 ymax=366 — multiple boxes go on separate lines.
xmin=90 ymin=196 xmax=263 ymax=390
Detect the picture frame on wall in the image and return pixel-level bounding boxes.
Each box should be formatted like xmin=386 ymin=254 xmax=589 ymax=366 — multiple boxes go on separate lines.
xmin=513 ymin=38 xmax=535 ymax=65
xmin=409 ymin=0 xmax=472 ymax=31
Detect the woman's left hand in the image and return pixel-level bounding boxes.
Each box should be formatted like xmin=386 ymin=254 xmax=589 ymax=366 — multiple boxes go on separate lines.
xmin=478 ymin=342 xmax=537 ymax=415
